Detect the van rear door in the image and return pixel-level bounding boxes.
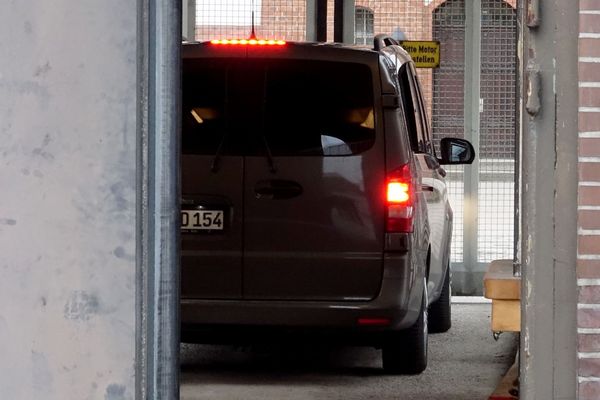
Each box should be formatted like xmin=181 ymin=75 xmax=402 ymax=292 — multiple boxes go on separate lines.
xmin=180 ymin=59 xmax=247 ymax=299
xmin=241 ymin=59 xmax=386 ymax=301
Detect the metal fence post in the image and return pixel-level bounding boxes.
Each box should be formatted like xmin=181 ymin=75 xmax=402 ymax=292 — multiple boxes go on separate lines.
xmin=137 ymin=0 xmax=181 ymax=399
xmin=343 ymin=0 xmax=355 ymax=44
xmin=306 ymin=0 xmax=317 ymax=41
xmin=463 ymin=0 xmax=481 ymax=294
xmin=182 ymin=0 xmax=196 ymax=41
xmin=316 ymin=0 xmax=327 ymax=42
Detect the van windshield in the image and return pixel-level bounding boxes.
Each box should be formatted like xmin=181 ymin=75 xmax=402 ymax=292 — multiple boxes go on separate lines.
xmin=182 ymin=58 xmax=375 ymax=156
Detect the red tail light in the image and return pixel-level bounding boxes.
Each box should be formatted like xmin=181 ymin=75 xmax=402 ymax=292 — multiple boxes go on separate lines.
xmin=386 ymin=163 xmax=414 ymax=233
xmin=357 ymin=317 xmax=391 ymax=326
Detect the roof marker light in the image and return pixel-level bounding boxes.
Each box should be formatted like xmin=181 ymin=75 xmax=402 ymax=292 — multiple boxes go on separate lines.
xmin=210 ymin=39 xmax=286 ymax=46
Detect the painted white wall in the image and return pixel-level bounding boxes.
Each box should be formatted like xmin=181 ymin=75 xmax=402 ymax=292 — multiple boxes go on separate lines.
xmin=0 ymin=1 xmax=137 ymax=399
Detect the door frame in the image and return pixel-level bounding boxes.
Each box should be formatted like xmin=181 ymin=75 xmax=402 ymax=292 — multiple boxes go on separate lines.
xmin=136 ymin=1 xmax=579 ymax=398
xmin=518 ymin=0 xmax=578 ymax=398
xmin=137 ymin=0 xmax=182 ymax=398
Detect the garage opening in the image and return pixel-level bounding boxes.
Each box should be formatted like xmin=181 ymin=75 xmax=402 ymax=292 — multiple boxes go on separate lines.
xmin=179 ymin=0 xmax=520 ymax=398
xmin=432 ymin=0 xmax=518 ymax=294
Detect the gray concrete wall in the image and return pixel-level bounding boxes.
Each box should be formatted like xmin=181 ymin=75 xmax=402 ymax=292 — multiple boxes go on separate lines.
xmin=520 ymin=0 xmax=578 ymax=398
xmin=0 ymin=1 xmax=138 ymax=399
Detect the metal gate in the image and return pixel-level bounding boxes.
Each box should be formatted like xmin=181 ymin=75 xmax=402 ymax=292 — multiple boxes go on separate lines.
xmin=433 ymin=0 xmax=517 ymax=294
xmin=193 ymin=0 xmax=308 ymax=41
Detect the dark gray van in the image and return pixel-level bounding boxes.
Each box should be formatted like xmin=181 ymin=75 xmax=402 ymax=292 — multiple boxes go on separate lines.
xmin=180 ymin=35 xmax=474 ymax=374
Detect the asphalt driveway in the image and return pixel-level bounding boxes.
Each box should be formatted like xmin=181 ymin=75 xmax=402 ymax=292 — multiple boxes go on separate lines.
xmin=180 ymin=301 xmax=518 ymax=400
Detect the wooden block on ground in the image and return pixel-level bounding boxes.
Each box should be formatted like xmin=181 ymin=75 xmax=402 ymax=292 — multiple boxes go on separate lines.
xmin=491 ymin=299 xmax=521 ymax=332
xmin=484 ymin=259 xmax=521 ymax=300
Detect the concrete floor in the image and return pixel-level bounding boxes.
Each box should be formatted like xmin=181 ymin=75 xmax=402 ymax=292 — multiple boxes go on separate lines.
xmin=180 ymin=302 xmax=518 ymax=400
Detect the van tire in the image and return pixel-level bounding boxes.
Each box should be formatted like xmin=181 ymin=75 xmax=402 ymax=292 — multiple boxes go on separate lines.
xmin=428 ymin=264 xmax=451 ymax=333
xmin=382 ymin=287 xmax=428 ymax=374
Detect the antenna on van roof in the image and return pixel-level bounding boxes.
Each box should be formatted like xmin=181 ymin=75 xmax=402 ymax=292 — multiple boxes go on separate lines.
xmin=249 ymin=0 xmax=257 ymax=39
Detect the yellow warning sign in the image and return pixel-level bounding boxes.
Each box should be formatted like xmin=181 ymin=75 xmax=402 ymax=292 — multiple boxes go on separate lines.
xmin=399 ymin=41 xmax=440 ymax=68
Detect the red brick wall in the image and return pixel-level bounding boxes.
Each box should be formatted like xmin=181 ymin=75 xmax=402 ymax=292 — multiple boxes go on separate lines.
xmin=195 ymin=0 xmax=307 ymax=41
xmin=578 ymin=1 xmax=600 ymax=398
xmin=327 ymin=0 xmax=433 ymax=42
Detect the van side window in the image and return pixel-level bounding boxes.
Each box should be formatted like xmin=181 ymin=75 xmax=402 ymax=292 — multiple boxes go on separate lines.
xmin=398 ymin=65 xmax=427 ymax=154
xmin=408 ymin=63 xmax=435 ymax=156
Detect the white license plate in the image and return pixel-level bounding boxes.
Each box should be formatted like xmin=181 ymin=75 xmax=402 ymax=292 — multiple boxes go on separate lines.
xmin=181 ymin=210 xmax=224 ymax=231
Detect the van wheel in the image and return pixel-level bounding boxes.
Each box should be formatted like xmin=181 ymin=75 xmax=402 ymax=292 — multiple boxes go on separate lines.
xmin=428 ymin=264 xmax=451 ymax=333
xmin=382 ymin=288 xmax=428 ymax=374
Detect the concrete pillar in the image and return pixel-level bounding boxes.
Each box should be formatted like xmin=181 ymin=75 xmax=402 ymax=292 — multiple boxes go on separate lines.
xmin=0 ymin=1 xmax=138 ymax=398
xmin=519 ymin=0 xmax=578 ymax=398
xmin=0 ymin=1 xmax=181 ymax=399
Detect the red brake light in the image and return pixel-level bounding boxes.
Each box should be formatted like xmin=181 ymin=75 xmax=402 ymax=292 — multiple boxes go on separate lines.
xmin=210 ymin=39 xmax=286 ymax=46
xmin=387 ymin=182 xmax=410 ymax=203
xmin=386 ymin=164 xmax=414 ymax=233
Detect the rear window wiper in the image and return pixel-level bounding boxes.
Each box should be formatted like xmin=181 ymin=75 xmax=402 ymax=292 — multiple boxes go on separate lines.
xmin=260 ymin=134 xmax=276 ymax=174
xmin=260 ymin=68 xmax=276 ymax=174
xmin=210 ymin=131 xmax=228 ymax=173
xmin=211 ymin=131 xmax=276 ymax=173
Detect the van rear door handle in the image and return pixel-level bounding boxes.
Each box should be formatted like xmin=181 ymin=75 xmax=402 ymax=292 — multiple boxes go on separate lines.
xmin=254 ymin=180 xmax=303 ymax=200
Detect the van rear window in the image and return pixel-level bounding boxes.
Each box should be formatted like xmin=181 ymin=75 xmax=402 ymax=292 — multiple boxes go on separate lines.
xmin=182 ymin=58 xmax=375 ymax=156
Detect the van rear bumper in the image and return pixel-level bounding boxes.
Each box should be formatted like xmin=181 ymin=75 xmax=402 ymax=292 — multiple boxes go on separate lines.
xmin=181 ymin=252 xmax=425 ymax=340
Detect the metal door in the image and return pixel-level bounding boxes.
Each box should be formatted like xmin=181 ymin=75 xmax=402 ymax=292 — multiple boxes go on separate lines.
xmin=180 ymin=60 xmax=248 ymax=299
xmin=241 ymin=59 xmax=386 ymax=301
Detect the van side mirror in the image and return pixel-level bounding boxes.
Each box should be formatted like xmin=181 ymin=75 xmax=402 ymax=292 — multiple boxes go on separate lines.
xmin=439 ymin=137 xmax=475 ymax=165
